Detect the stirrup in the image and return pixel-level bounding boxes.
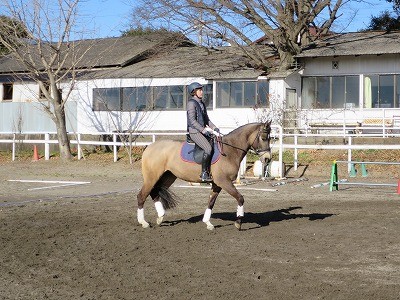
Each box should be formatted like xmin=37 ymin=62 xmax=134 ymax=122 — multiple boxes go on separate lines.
xmin=200 ymin=171 xmax=213 ymax=182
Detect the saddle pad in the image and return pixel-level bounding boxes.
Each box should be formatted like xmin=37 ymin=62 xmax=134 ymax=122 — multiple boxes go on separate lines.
xmin=180 ymin=142 xmax=221 ymax=164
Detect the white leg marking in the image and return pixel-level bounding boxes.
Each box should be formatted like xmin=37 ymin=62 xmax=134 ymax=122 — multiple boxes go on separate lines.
xmin=155 ymin=201 xmax=165 ymax=226
xmin=203 ymin=208 xmax=214 ymax=230
xmin=202 ymin=208 xmax=212 ymax=223
xmin=137 ymin=208 xmax=150 ymax=228
xmin=154 ymin=201 xmax=165 ymax=217
xmin=237 ymin=205 xmax=244 ymax=217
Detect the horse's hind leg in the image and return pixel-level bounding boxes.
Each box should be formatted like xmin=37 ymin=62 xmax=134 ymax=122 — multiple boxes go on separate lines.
xmin=137 ymin=183 xmax=154 ymax=228
xmin=202 ymin=183 xmax=222 ymax=230
xmin=150 ymin=171 xmax=177 ymax=226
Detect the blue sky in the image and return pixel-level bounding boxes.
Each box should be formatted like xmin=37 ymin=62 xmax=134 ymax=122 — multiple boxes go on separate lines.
xmin=78 ymin=0 xmax=395 ymax=38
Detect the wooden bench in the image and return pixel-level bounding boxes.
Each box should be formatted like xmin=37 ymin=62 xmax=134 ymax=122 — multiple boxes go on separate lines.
xmin=361 ymin=118 xmax=393 ymax=134
xmin=308 ymin=122 xmax=361 ymax=134
xmin=362 ymin=118 xmax=393 ymax=127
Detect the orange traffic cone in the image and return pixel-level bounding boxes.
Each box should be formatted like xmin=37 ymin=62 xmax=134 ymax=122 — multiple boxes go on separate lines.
xmin=32 ymin=145 xmax=39 ymax=161
xmin=397 ymin=180 xmax=400 ymax=195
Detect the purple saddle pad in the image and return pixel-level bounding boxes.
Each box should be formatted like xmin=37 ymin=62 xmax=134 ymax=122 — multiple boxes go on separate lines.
xmin=180 ymin=142 xmax=221 ymax=164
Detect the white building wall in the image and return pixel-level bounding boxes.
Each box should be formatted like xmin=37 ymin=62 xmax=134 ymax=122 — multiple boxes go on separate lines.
xmin=297 ymin=54 xmax=400 ymax=127
xmin=302 ymin=55 xmax=400 ymax=76
xmin=12 ymin=82 xmax=38 ymax=102
xmin=72 ymin=77 xmax=268 ymax=133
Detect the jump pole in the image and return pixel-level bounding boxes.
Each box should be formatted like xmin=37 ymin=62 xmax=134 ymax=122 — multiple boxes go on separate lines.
xmin=329 ymin=160 xmax=400 ymax=193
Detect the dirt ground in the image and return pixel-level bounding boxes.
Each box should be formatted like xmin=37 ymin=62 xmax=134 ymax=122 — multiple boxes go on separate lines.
xmin=1 ymin=155 xmax=400 ymax=300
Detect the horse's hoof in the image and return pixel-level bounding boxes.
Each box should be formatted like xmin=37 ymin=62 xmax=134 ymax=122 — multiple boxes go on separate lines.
xmin=205 ymin=221 xmax=214 ymax=231
xmin=156 ymin=216 xmax=164 ymax=226
xmin=140 ymin=221 xmax=150 ymax=228
xmin=234 ymin=221 xmax=242 ymax=230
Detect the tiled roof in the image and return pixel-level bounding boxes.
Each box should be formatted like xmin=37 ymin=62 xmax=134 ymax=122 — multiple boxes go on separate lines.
xmin=0 ymin=32 xmax=267 ymax=80
xmin=82 ymin=45 xmax=266 ymax=80
xmin=297 ymin=30 xmax=400 ymax=58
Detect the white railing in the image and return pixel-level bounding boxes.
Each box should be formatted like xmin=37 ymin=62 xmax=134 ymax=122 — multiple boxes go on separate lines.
xmin=3 ymin=125 xmax=400 ymax=179
xmin=0 ymin=127 xmax=284 ymax=177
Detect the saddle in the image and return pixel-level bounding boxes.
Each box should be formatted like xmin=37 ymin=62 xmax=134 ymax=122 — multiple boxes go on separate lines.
xmin=180 ymin=137 xmax=221 ymax=164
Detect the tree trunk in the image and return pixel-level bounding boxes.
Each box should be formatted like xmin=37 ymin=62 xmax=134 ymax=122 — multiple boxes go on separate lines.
xmin=54 ymin=103 xmax=72 ymax=161
xmin=277 ymin=48 xmax=295 ymax=71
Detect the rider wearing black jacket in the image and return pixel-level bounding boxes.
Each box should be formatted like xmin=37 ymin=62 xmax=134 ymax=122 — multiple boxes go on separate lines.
xmin=187 ymin=82 xmax=220 ymax=182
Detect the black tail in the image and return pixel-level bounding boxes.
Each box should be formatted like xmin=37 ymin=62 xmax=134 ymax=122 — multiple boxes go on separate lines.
xmin=151 ymin=171 xmax=179 ymax=210
xmin=156 ymin=185 xmax=179 ymax=210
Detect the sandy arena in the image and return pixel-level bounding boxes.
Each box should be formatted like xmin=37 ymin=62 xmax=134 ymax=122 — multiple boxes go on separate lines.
xmin=1 ymin=158 xmax=400 ymax=299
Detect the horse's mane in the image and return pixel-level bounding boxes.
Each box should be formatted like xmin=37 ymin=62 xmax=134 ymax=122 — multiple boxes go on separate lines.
xmin=224 ymin=122 xmax=262 ymax=137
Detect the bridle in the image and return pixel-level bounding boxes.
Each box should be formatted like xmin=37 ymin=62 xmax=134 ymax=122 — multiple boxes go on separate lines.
xmin=249 ymin=125 xmax=270 ymax=155
xmin=215 ymin=124 xmax=270 ymax=155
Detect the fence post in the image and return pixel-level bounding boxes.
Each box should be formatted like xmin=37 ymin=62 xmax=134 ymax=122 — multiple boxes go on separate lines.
xmin=45 ymin=133 xmax=50 ymax=160
xmin=77 ymin=133 xmax=82 ymax=160
xmin=347 ymin=136 xmax=352 ymax=173
xmin=113 ymin=132 xmax=118 ymax=162
xmin=329 ymin=161 xmax=339 ymax=191
xmin=294 ymin=134 xmax=298 ymax=171
xmin=12 ymin=133 xmax=16 ymax=161
xmin=278 ymin=125 xmax=284 ymax=178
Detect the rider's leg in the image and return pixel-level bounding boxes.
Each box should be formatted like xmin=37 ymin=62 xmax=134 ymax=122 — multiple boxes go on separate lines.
xmin=201 ymin=152 xmax=212 ymax=182
xmin=189 ymin=133 xmax=213 ymax=182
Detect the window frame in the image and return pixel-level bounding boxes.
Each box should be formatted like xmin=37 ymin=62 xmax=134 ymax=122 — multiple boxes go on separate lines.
xmin=2 ymin=83 xmax=13 ymax=101
xmin=215 ymin=80 xmax=269 ymax=108
xmin=301 ymin=75 xmax=360 ymax=109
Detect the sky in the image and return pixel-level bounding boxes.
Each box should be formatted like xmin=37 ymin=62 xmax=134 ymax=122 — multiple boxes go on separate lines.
xmin=47 ymin=0 xmax=400 ymax=39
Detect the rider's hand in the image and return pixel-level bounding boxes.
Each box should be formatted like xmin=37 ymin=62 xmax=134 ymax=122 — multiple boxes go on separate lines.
xmin=203 ymin=127 xmax=213 ymax=134
xmin=212 ymin=130 xmax=221 ymax=137
xmin=204 ymin=131 xmax=212 ymax=137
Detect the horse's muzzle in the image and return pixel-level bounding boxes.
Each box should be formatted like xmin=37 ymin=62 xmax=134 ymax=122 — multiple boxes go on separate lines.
xmin=258 ymin=150 xmax=271 ymax=163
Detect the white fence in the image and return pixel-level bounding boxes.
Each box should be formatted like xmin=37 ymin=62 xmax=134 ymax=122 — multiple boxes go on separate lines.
xmin=2 ymin=125 xmax=400 ymax=178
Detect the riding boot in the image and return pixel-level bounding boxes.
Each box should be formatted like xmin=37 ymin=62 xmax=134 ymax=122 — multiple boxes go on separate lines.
xmin=200 ymin=153 xmax=212 ymax=182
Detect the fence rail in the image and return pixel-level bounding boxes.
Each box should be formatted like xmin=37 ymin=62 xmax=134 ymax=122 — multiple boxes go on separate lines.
xmin=2 ymin=126 xmax=400 ymax=179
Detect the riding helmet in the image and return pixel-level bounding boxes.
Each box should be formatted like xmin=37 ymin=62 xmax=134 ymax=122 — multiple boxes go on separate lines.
xmin=188 ymin=82 xmax=203 ymax=95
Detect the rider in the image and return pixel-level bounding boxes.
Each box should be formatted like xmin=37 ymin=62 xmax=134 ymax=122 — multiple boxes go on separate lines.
xmin=187 ymin=82 xmax=220 ymax=182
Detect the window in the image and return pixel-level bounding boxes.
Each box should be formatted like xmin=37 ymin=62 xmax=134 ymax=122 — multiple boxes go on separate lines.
xmin=301 ymin=76 xmax=359 ymax=109
xmin=93 ymin=84 xmax=188 ymax=111
xmin=2 ymin=83 xmax=13 ymax=101
xmin=122 ymin=87 xmax=151 ymax=111
xmin=153 ymin=85 xmax=184 ymax=110
xmin=202 ymin=84 xmax=213 ymax=108
xmin=38 ymin=82 xmax=62 ymax=101
xmin=93 ymin=88 xmax=121 ymax=111
xmin=216 ymin=80 xmax=269 ymax=108
xmin=39 ymin=82 xmax=50 ymax=100
xmin=364 ymin=74 xmax=398 ymax=108
xmin=257 ymin=80 xmax=269 ymax=106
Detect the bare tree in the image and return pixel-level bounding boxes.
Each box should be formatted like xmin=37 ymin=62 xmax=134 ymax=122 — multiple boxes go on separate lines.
xmin=131 ymin=0 xmax=348 ymax=71
xmin=0 ymin=0 xmax=92 ymax=160
xmin=92 ymin=84 xmax=158 ymax=165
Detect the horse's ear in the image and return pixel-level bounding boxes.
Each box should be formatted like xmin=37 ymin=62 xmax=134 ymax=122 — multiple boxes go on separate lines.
xmin=264 ymin=120 xmax=272 ymax=128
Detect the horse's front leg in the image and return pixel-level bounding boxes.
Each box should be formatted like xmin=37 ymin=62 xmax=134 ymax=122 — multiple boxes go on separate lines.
xmin=217 ymin=180 xmax=244 ymax=230
xmin=202 ymin=183 xmax=222 ymax=230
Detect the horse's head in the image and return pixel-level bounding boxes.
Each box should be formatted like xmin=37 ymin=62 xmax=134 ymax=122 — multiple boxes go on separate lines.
xmin=251 ymin=121 xmax=272 ymax=161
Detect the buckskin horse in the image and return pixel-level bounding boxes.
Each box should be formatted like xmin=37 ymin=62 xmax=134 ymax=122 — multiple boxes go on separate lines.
xmin=137 ymin=121 xmax=272 ymax=230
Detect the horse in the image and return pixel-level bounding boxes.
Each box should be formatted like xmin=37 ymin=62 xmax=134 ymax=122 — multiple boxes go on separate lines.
xmin=136 ymin=121 xmax=272 ymax=230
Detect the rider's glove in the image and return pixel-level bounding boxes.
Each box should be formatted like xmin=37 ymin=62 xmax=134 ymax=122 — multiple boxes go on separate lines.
xmin=212 ymin=130 xmax=221 ymax=137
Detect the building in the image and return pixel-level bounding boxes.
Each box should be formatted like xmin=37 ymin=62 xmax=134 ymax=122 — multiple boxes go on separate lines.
xmin=0 ymin=30 xmax=400 ymax=134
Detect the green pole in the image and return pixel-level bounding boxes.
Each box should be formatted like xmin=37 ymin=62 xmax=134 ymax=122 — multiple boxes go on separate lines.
xmin=329 ymin=160 xmax=339 ymax=191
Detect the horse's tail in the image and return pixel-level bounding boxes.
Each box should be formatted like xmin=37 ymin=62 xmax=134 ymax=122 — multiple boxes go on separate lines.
xmin=151 ymin=171 xmax=179 ymax=210
xmin=156 ymin=185 xmax=179 ymax=210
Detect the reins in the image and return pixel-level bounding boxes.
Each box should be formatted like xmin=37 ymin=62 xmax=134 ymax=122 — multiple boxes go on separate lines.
xmin=215 ymin=135 xmax=226 ymax=156
xmin=214 ymin=125 xmax=264 ymax=155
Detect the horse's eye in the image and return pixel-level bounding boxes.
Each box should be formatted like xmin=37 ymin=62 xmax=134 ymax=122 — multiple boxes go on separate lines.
xmin=261 ymin=132 xmax=268 ymax=141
